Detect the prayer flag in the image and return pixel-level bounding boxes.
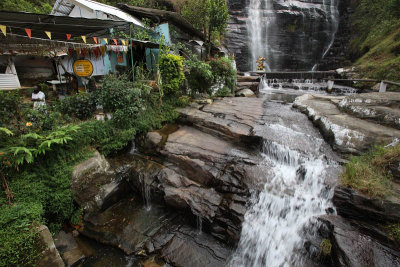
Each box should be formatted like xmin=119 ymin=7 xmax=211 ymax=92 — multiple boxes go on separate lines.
xmin=0 ymin=25 xmax=6 ymax=36
xmin=81 ymin=36 xmax=86 ymax=43
xmin=45 ymin=31 xmax=51 ymax=39
xmin=113 ymin=39 xmax=118 ymax=45
xmin=93 ymin=37 xmax=98 ymax=44
xmin=66 ymin=34 xmax=72 ymax=40
xmin=25 ymin=28 xmax=32 ymax=39
xmin=103 ymin=38 xmax=108 ymax=44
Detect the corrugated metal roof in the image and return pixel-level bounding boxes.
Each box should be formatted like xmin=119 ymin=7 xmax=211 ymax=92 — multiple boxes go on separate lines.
xmin=51 ymin=0 xmax=143 ymax=27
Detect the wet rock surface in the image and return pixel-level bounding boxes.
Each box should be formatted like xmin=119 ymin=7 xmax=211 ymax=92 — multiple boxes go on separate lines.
xmin=71 ymin=151 xmax=130 ymax=214
xmin=333 ymin=186 xmax=400 ymax=224
xmin=318 ymin=215 xmax=400 ymax=267
xmin=226 ymin=0 xmax=340 ymax=71
xmin=293 ymin=93 xmax=400 ymax=154
xmin=81 ymin=197 xmax=232 ymax=266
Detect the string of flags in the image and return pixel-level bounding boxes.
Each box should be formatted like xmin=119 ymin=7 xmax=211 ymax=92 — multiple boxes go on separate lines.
xmin=0 ymin=24 xmax=137 ymax=47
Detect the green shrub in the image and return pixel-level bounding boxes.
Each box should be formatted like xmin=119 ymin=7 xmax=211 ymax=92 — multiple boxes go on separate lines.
xmin=25 ymin=106 xmax=68 ymax=132
xmin=0 ymin=91 xmax=24 ymax=130
xmin=184 ymin=59 xmax=214 ymax=95
xmin=176 ymin=95 xmax=191 ymax=107
xmin=209 ymin=56 xmax=237 ymax=93
xmin=56 ymin=93 xmax=96 ymax=120
xmin=95 ymin=74 xmax=143 ymax=113
xmin=159 ymin=53 xmax=185 ymax=95
xmin=214 ymin=86 xmax=232 ymax=97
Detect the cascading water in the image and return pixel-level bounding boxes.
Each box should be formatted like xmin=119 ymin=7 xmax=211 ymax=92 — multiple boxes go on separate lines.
xmin=248 ymin=0 xmax=275 ymax=71
xmin=246 ymin=0 xmax=340 ymax=71
xmin=230 ymin=138 xmax=337 ymax=267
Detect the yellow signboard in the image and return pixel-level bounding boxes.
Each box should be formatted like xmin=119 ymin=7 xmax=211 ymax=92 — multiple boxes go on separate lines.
xmin=73 ymin=60 xmax=93 ymax=77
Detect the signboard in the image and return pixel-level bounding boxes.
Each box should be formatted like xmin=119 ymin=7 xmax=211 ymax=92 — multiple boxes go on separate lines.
xmin=73 ymin=60 xmax=93 ymax=77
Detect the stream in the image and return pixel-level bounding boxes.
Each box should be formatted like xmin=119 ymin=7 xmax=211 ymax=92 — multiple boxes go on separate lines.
xmin=229 ymin=82 xmax=341 ymax=266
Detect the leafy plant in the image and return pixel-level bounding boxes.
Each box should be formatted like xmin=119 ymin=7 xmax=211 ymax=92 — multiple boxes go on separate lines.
xmin=184 ymin=59 xmax=214 ymax=95
xmin=158 ymin=53 xmax=185 ymax=95
xmin=55 ymin=93 xmax=96 ymax=120
xmin=209 ymin=56 xmax=237 ymax=93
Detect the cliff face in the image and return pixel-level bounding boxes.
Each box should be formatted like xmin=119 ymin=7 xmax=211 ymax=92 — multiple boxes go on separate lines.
xmin=225 ymin=0 xmax=344 ymax=72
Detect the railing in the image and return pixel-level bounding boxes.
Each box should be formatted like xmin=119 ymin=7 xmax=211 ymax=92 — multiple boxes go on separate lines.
xmin=323 ymin=79 xmax=400 ymax=92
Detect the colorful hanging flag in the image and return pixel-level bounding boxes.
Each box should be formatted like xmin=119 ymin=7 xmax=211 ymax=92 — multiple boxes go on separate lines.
xmin=25 ymin=29 xmax=32 ymax=39
xmin=0 ymin=25 xmax=6 ymax=36
xmin=103 ymin=38 xmax=108 ymax=44
xmin=113 ymin=39 xmax=118 ymax=45
xmin=45 ymin=31 xmax=51 ymax=39
xmin=93 ymin=37 xmax=98 ymax=44
xmin=100 ymin=46 xmax=106 ymax=56
xmin=66 ymin=34 xmax=72 ymax=40
xmin=81 ymin=36 xmax=86 ymax=43
xmin=121 ymin=39 xmax=127 ymax=46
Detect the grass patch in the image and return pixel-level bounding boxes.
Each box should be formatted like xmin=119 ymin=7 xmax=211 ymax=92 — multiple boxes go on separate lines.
xmin=340 ymin=144 xmax=400 ymax=198
xmin=350 ymin=0 xmax=400 ymax=82
xmin=320 ymin=239 xmax=332 ymax=256
xmin=386 ymin=224 xmax=400 ymax=242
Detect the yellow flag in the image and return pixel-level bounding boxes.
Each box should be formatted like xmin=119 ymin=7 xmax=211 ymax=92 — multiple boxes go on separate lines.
xmin=45 ymin=31 xmax=51 ymax=39
xmin=0 ymin=25 xmax=6 ymax=36
xmin=103 ymin=38 xmax=108 ymax=44
xmin=81 ymin=36 xmax=86 ymax=43
xmin=121 ymin=39 xmax=126 ymax=46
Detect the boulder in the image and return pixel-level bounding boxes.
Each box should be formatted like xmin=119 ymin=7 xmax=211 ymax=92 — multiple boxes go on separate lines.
xmin=72 ymin=151 xmax=131 ymax=213
xmin=37 ymin=225 xmax=65 ymax=267
xmin=54 ymin=231 xmax=85 ymax=267
xmin=235 ymin=88 xmax=256 ymax=97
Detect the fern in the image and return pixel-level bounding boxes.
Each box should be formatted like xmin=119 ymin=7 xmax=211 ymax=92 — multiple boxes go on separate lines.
xmin=0 ymin=127 xmax=13 ymax=136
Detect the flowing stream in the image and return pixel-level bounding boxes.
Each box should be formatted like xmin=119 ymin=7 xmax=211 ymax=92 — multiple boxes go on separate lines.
xmin=230 ymin=82 xmax=340 ymax=266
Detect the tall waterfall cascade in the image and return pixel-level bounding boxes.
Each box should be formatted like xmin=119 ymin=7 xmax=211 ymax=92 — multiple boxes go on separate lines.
xmin=247 ymin=0 xmax=339 ymax=71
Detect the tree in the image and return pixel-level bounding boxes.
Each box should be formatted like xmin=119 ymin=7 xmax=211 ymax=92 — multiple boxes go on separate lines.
xmin=181 ymin=0 xmax=229 ymax=57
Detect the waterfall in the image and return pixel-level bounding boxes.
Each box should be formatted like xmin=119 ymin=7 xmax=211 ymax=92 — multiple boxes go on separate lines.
xmin=197 ymin=214 xmax=203 ymax=234
xmin=142 ymin=178 xmax=151 ymax=211
xmin=246 ymin=0 xmax=340 ymax=71
xmin=248 ymin=0 xmax=274 ymax=71
xmin=321 ymin=0 xmax=339 ymax=59
xmin=229 ymin=139 xmax=337 ymax=266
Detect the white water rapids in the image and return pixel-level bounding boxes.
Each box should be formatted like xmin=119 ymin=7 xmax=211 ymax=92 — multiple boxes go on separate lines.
xmin=229 ymin=81 xmax=340 ymax=266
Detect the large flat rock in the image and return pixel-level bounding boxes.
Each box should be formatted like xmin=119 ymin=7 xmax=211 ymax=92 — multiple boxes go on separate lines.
xmin=293 ymin=94 xmax=400 ymax=154
xmin=338 ymin=92 xmax=400 ymax=130
xmin=178 ymin=97 xmax=264 ymax=146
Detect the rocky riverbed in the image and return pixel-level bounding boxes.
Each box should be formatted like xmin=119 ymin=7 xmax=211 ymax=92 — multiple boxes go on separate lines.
xmin=45 ymin=89 xmax=400 ymax=267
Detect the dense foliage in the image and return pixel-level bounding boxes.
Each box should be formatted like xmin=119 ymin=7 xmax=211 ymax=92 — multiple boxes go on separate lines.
xmin=159 ymin=53 xmax=186 ymax=95
xmin=351 ymin=0 xmax=400 ymax=81
xmin=0 ymin=73 xmax=182 ymax=265
xmin=181 ymin=0 xmax=229 ymax=54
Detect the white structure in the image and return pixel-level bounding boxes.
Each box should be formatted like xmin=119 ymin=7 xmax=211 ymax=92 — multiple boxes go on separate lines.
xmin=51 ymin=0 xmax=143 ymax=26
xmin=0 ymin=57 xmax=21 ymax=90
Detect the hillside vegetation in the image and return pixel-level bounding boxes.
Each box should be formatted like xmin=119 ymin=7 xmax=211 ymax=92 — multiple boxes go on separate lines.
xmin=350 ymin=0 xmax=400 ymax=81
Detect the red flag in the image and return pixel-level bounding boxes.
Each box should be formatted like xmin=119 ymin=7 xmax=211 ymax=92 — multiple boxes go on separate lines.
xmin=66 ymin=34 xmax=72 ymax=40
xmin=93 ymin=37 xmax=98 ymax=44
xmin=113 ymin=39 xmax=118 ymax=45
xmin=25 ymin=28 xmax=32 ymax=39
